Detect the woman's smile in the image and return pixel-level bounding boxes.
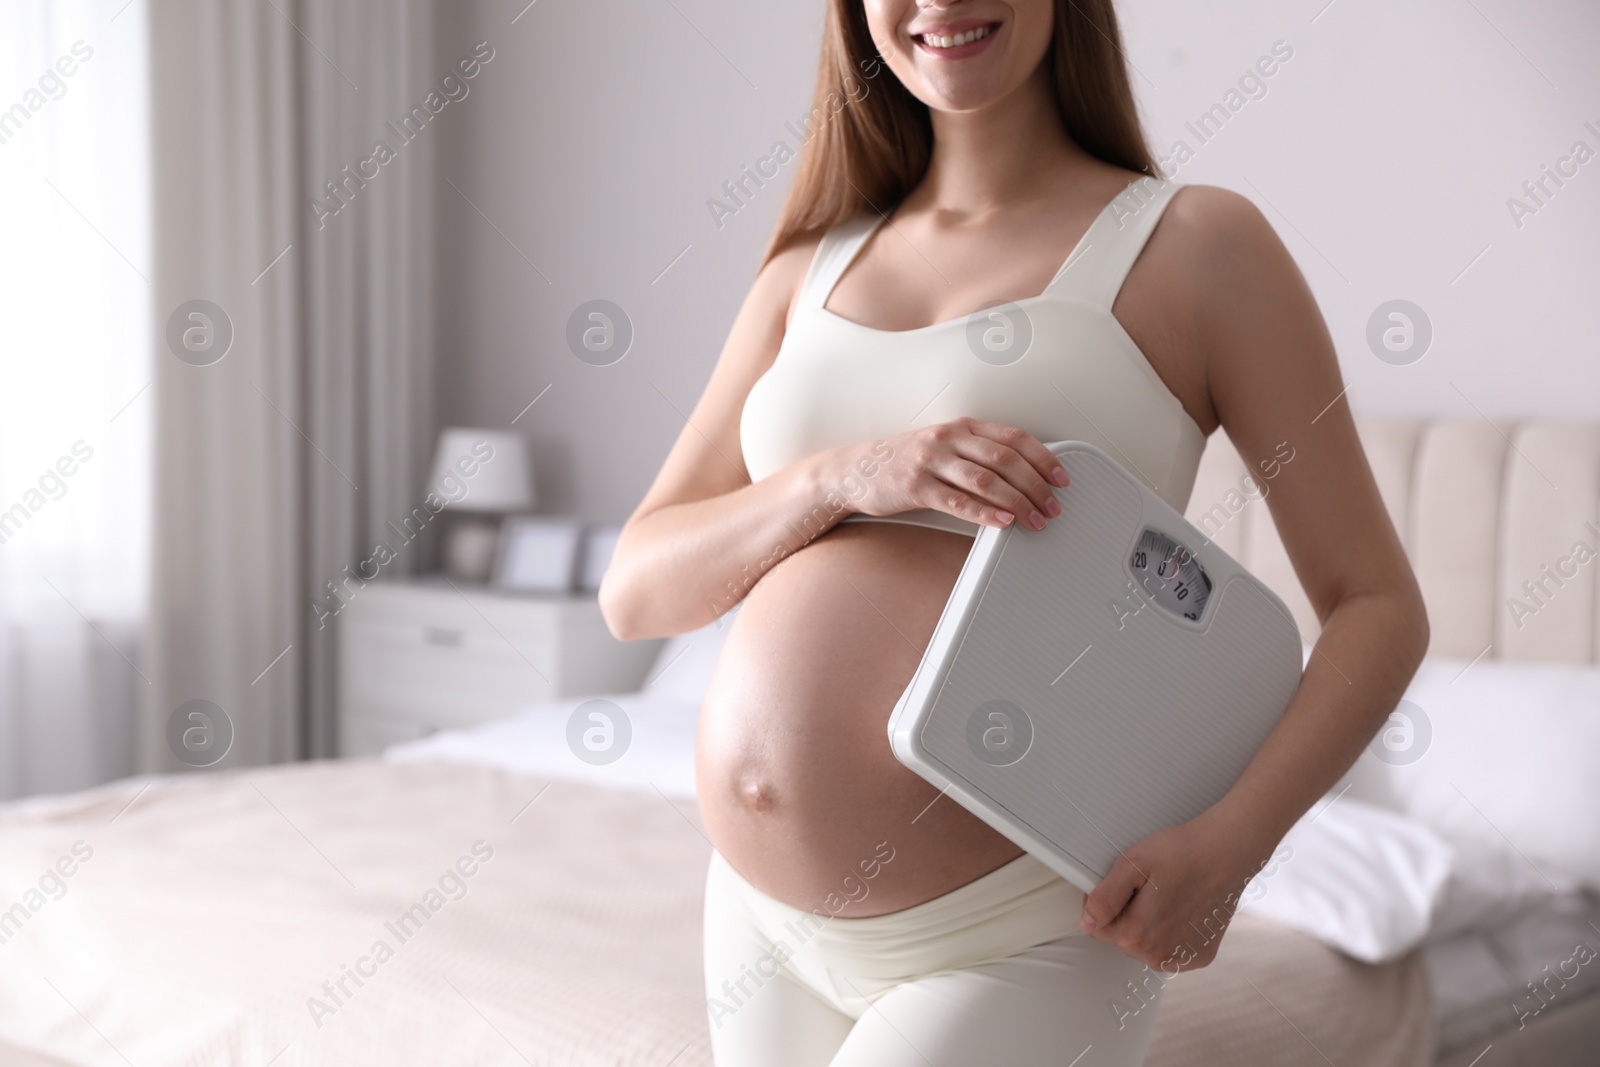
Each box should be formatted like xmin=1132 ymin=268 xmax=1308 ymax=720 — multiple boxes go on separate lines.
xmin=871 ymin=0 xmax=1050 ymax=114
xmin=910 ymin=19 xmax=1003 ymax=60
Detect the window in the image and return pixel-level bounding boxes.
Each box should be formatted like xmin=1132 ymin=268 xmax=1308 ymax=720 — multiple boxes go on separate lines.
xmin=0 ymin=2 xmax=150 ymax=797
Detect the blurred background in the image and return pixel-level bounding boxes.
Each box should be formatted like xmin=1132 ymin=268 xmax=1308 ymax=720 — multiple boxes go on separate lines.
xmin=1 ymin=0 xmax=1596 ymax=800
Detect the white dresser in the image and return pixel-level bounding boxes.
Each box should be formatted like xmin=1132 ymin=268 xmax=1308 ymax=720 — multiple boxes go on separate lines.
xmin=336 ymin=577 xmax=663 ymax=757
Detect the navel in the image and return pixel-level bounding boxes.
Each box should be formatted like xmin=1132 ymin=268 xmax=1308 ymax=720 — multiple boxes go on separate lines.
xmin=736 ymin=775 xmax=779 ymax=814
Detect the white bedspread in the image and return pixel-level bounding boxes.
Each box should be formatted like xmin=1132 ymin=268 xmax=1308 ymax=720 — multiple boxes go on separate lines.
xmin=0 ymin=756 xmax=1438 ymax=1067
xmin=385 ymin=691 xmax=701 ymax=798
xmin=0 ymin=760 xmax=712 ymax=1066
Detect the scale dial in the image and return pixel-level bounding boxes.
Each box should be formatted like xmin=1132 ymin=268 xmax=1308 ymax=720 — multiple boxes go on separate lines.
xmin=1128 ymin=527 xmax=1213 ymax=622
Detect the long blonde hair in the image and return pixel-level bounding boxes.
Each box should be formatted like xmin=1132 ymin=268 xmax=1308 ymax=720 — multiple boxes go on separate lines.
xmin=763 ymin=0 xmax=1156 ymax=264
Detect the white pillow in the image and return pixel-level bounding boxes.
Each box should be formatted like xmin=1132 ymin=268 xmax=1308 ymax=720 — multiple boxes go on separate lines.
xmin=1428 ymin=830 xmax=1579 ymax=942
xmin=1340 ymin=657 xmax=1600 ymax=894
xmin=1237 ymin=796 xmax=1455 ymax=963
xmin=641 ymin=617 xmax=734 ymax=703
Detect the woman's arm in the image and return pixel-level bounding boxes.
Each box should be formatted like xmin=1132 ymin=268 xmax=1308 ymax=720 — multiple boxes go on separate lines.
xmin=598 ymin=239 xmax=844 ymax=641
xmin=1079 ymin=185 xmax=1430 ymax=968
xmin=1190 ymin=187 xmax=1430 ymax=861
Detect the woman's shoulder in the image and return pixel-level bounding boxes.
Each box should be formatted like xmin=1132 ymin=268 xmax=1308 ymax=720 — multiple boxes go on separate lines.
xmin=1159 ymin=181 xmax=1279 ymax=262
xmin=1148 ymin=181 xmax=1320 ymax=351
xmin=764 ymin=230 xmax=826 ymax=275
xmin=1124 ymin=180 xmax=1291 ymax=310
xmin=1063 ymin=165 xmax=1272 ymax=256
xmin=764 ymin=212 xmax=878 ymax=269
xmin=761 ymin=214 xmax=880 ymax=328
xmin=1112 ymin=178 xmax=1300 ymax=352
xmin=732 ymin=228 xmax=843 ymax=337
xmin=756 ymin=232 xmax=826 ymax=330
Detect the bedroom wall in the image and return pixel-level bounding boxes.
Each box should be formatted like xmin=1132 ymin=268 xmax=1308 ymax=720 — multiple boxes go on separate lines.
xmin=430 ymin=0 xmax=1600 ymax=522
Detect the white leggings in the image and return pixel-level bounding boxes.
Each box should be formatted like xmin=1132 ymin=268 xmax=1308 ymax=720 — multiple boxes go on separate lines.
xmin=702 ymin=849 xmax=1164 ymax=1066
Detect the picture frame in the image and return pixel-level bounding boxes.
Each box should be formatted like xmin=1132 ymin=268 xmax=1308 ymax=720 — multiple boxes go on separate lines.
xmin=576 ymin=523 xmax=623 ymax=592
xmin=491 ymin=516 xmax=583 ymax=594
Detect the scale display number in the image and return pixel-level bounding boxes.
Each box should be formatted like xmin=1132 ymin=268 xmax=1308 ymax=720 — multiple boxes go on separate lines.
xmin=1128 ymin=527 xmax=1213 ymax=622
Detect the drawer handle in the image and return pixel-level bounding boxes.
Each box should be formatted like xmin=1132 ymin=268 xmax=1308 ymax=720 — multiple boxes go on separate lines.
xmin=422 ymin=627 xmax=464 ymax=647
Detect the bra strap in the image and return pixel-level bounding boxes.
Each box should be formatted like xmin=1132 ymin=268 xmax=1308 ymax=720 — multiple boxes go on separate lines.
xmin=1044 ymin=177 xmax=1184 ymax=311
xmin=793 ymin=213 xmax=885 ymax=312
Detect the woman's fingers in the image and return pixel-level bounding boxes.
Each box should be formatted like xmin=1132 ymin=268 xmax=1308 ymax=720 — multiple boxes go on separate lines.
xmin=885 ymin=419 xmax=1072 ymax=528
xmin=940 ymin=425 xmax=1068 ymax=524
xmin=921 ymin=477 xmax=1015 ymax=528
xmin=964 ymin=420 xmax=1071 ymax=493
xmin=932 ymin=458 xmax=1046 ymax=529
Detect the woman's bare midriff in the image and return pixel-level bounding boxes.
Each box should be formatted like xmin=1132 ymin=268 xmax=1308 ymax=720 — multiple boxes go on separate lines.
xmin=695 ymin=519 xmax=1028 ymax=918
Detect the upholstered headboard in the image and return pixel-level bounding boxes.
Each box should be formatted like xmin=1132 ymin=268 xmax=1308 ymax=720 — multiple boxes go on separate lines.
xmin=1182 ymin=420 xmax=1600 ymax=665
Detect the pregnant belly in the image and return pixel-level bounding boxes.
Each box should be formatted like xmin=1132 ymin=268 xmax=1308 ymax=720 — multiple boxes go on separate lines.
xmin=695 ymin=521 xmax=1025 ymax=918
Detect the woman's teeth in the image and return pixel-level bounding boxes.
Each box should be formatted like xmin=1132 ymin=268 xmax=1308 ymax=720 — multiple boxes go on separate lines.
xmin=918 ymin=25 xmax=993 ymax=50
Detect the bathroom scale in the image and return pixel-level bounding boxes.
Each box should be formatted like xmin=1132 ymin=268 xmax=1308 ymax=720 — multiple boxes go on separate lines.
xmin=887 ymin=440 xmax=1304 ymax=895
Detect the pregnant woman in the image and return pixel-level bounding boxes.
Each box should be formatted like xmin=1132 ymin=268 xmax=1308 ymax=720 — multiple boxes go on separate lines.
xmin=601 ymin=0 xmax=1428 ymax=1063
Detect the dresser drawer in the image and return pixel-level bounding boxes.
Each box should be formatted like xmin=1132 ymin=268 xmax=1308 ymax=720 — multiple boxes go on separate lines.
xmin=336 ymin=580 xmax=663 ymax=759
xmin=341 ymin=581 xmax=568 ymax=640
xmin=342 ymin=619 xmax=556 ymax=728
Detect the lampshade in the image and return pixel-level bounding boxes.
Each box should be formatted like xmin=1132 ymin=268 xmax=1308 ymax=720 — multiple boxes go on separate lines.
xmin=428 ymin=427 xmax=534 ymax=512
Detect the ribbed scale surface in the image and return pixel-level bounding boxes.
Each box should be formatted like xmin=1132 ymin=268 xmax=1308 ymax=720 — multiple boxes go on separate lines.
xmin=901 ymin=444 xmax=1303 ymax=889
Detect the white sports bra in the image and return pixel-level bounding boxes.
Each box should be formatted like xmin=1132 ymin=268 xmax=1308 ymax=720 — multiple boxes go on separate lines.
xmin=739 ymin=176 xmax=1207 ymax=537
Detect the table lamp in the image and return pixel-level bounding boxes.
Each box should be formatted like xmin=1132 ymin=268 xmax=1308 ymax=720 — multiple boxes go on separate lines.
xmin=429 ymin=427 xmax=534 ymax=581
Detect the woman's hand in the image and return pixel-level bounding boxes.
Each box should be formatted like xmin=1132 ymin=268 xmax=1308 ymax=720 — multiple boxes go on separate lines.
xmin=824 ymin=417 xmax=1070 ymax=530
xmin=1077 ymin=808 xmax=1276 ymax=974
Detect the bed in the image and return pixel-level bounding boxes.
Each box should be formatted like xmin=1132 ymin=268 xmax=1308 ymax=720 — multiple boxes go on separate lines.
xmin=1 ymin=418 xmax=1597 ymax=1065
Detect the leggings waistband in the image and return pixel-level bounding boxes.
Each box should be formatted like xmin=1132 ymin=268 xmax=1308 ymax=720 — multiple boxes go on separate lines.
xmin=710 ymin=849 xmax=1085 ymax=984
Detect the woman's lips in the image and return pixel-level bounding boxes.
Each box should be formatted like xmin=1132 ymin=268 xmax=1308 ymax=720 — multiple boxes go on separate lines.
xmin=912 ymin=21 xmax=1001 ymax=61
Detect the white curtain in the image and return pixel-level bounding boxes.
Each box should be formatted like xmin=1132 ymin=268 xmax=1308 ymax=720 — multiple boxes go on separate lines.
xmin=0 ymin=3 xmax=151 ymax=799
xmin=295 ymin=1 xmax=440 ymax=760
xmin=144 ymin=1 xmax=437 ymax=771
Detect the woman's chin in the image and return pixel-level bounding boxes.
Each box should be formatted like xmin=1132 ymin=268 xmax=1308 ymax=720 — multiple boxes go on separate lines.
xmin=916 ymin=84 xmax=1013 ymax=117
